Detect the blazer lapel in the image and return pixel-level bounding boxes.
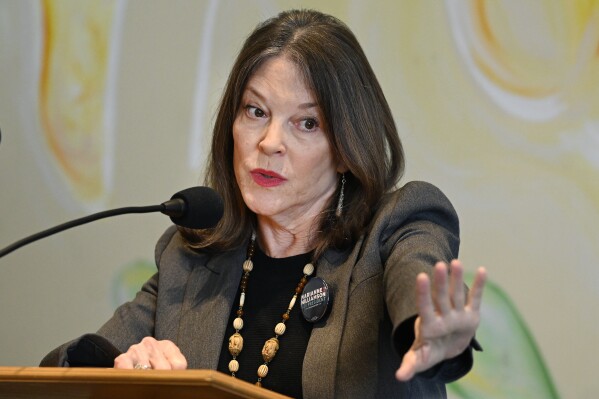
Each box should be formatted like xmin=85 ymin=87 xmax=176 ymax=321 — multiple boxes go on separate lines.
xmin=302 ymin=243 xmax=360 ymax=399
xmin=176 ymin=248 xmax=245 ymax=369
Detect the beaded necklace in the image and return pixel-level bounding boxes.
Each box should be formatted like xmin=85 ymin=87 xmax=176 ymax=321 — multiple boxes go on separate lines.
xmin=227 ymin=233 xmax=315 ymax=387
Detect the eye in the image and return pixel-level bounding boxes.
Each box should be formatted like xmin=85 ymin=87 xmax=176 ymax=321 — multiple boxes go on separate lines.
xmin=299 ymin=117 xmax=319 ymax=132
xmin=245 ymin=105 xmax=266 ymax=118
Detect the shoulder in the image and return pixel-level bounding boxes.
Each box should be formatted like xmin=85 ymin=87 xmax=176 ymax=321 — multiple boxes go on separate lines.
xmin=366 ymin=181 xmax=460 ymax=258
xmin=381 ymin=181 xmax=456 ymax=214
xmin=153 ymin=225 xmax=244 ymax=274
xmin=154 ymin=225 xmax=180 ymax=266
xmin=153 ymin=225 xmax=213 ymax=271
xmin=374 ymin=181 xmax=458 ymax=231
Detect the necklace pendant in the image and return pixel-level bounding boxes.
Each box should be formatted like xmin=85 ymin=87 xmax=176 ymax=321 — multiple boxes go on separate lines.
xmin=230 ymin=234 xmax=320 ymax=382
xmin=228 ymin=332 xmax=244 ymax=356
xmin=261 ymin=338 xmax=279 ymax=362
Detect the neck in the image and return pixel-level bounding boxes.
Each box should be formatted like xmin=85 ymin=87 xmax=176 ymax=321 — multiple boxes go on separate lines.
xmin=255 ymin=218 xmax=315 ymax=258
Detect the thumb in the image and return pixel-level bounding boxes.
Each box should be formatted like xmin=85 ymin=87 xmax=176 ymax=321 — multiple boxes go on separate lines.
xmin=395 ymin=350 xmax=417 ymax=381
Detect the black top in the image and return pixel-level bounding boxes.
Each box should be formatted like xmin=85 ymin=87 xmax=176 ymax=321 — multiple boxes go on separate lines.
xmin=216 ymin=246 xmax=314 ymax=399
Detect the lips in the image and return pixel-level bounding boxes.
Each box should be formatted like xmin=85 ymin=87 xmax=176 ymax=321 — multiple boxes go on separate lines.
xmin=250 ymin=168 xmax=287 ymax=187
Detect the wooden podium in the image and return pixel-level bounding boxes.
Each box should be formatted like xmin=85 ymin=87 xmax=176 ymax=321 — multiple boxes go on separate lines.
xmin=0 ymin=367 xmax=292 ymax=399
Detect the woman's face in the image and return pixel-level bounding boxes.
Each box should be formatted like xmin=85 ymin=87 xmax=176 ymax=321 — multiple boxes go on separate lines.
xmin=233 ymin=56 xmax=342 ymax=229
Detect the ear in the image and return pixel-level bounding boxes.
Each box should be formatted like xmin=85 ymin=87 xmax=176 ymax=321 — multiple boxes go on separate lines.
xmin=336 ymin=161 xmax=349 ymax=174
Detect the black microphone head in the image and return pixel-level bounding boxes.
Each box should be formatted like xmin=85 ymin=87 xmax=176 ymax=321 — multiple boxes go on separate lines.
xmin=169 ymin=186 xmax=224 ymax=229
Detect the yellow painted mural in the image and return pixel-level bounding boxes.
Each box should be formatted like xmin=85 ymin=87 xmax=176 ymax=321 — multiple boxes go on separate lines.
xmin=39 ymin=0 xmax=121 ymax=204
xmin=1 ymin=1 xmax=598 ymax=398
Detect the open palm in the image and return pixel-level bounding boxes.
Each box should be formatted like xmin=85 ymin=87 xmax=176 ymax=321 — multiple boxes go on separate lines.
xmin=396 ymin=260 xmax=486 ymax=381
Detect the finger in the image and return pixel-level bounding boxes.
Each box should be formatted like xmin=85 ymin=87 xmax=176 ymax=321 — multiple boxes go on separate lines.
xmin=113 ymin=353 xmax=135 ymax=369
xmin=142 ymin=338 xmax=187 ymax=370
xmin=467 ymin=267 xmax=487 ymax=312
xmin=114 ymin=339 xmax=153 ymax=369
xmin=162 ymin=341 xmax=188 ymax=370
xmin=141 ymin=337 xmax=173 ymax=370
xmin=449 ymin=260 xmax=465 ymax=310
xmin=432 ymin=262 xmax=451 ymax=315
xmin=129 ymin=339 xmax=154 ymax=369
xmin=415 ymin=273 xmax=435 ymax=324
xmin=395 ymin=350 xmax=417 ymax=381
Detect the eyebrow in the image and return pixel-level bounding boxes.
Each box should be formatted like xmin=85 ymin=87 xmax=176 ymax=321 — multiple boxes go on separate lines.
xmin=244 ymin=86 xmax=319 ymax=110
xmin=298 ymin=102 xmax=318 ymax=110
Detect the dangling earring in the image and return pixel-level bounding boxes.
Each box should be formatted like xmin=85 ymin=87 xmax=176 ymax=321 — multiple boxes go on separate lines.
xmin=335 ymin=173 xmax=346 ymax=217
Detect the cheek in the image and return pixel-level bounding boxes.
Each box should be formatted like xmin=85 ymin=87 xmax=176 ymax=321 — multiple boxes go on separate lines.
xmin=298 ymin=149 xmax=337 ymax=185
xmin=232 ymin=120 xmax=252 ymax=159
xmin=232 ymin=125 xmax=244 ymax=182
xmin=313 ymin=146 xmax=336 ymax=172
xmin=232 ymin=144 xmax=246 ymax=187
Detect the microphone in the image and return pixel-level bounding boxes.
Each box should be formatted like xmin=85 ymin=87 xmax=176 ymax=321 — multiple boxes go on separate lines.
xmin=0 ymin=186 xmax=224 ymax=259
xmin=162 ymin=186 xmax=224 ymax=229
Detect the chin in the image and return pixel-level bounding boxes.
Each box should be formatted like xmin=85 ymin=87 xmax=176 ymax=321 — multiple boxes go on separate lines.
xmin=242 ymin=192 xmax=280 ymax=215
xmin=249 ymin=201 xmax=283 ymax=217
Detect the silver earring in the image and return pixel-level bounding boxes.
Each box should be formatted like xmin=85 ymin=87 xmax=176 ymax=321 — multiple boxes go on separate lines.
xmin=335 ymin=173 xmax=346 ymax=217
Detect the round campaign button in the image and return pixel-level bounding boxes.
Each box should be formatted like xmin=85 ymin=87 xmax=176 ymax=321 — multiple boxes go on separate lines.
xmin=300 ymin=277 xmax=331 ymax=323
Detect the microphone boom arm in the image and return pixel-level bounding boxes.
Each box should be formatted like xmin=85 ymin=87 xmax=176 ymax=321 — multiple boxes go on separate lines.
xmin=0 ymin=204 xmax=170 ymax=259
xmin=0 ymin=185 xmax=222 ymax=260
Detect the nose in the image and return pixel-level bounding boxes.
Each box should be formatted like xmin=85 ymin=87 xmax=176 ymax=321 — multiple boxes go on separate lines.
xmin=259 ymin=120 xmax=286 ymax=155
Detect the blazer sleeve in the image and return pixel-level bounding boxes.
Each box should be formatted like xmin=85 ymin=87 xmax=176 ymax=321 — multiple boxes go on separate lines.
xmin=378 ymin=181 xmax=475 ymax=382
xmin=39 ymin=226 xmax=179 ymax=366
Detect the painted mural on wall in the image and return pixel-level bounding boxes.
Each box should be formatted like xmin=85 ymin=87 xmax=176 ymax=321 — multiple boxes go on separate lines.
xmin=4 ymin=0 xmax=599 ymax=397
xmin=2 ymin=0 xmax=125 ymax=210
xmin=443 ymin=2 xmax=598 ymax=396
xmin=448 ymin=274 xmax=559 ymax=398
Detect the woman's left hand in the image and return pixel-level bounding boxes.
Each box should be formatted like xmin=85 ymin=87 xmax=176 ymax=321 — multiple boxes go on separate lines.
xmin=395 ymin=260 xmax=486 ymax=381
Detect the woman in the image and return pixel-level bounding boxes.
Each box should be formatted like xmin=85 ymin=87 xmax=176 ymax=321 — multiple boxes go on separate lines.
xmin=42 ymin=9 xmax=486 ymax=399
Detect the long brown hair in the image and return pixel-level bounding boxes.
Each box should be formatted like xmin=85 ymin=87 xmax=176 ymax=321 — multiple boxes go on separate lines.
xmin=181 ymin=9 xmax=404 ymax=258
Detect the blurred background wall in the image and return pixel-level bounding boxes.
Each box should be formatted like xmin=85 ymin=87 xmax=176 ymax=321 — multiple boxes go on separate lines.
xmin=1 ymin=1 xmax=597 ymax=397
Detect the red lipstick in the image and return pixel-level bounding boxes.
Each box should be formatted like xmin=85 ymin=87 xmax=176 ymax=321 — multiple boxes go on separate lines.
xmin=250 ymin=169 xmax=286 ymax=187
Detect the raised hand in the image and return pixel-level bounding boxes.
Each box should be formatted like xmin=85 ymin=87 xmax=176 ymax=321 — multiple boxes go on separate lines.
xmin=395 ymin=260 xmax=486 ymax=381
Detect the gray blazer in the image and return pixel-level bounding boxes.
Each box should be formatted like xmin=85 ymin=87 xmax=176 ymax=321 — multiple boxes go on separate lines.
xmin=42 ymin=181 xmax=474 ymax=398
